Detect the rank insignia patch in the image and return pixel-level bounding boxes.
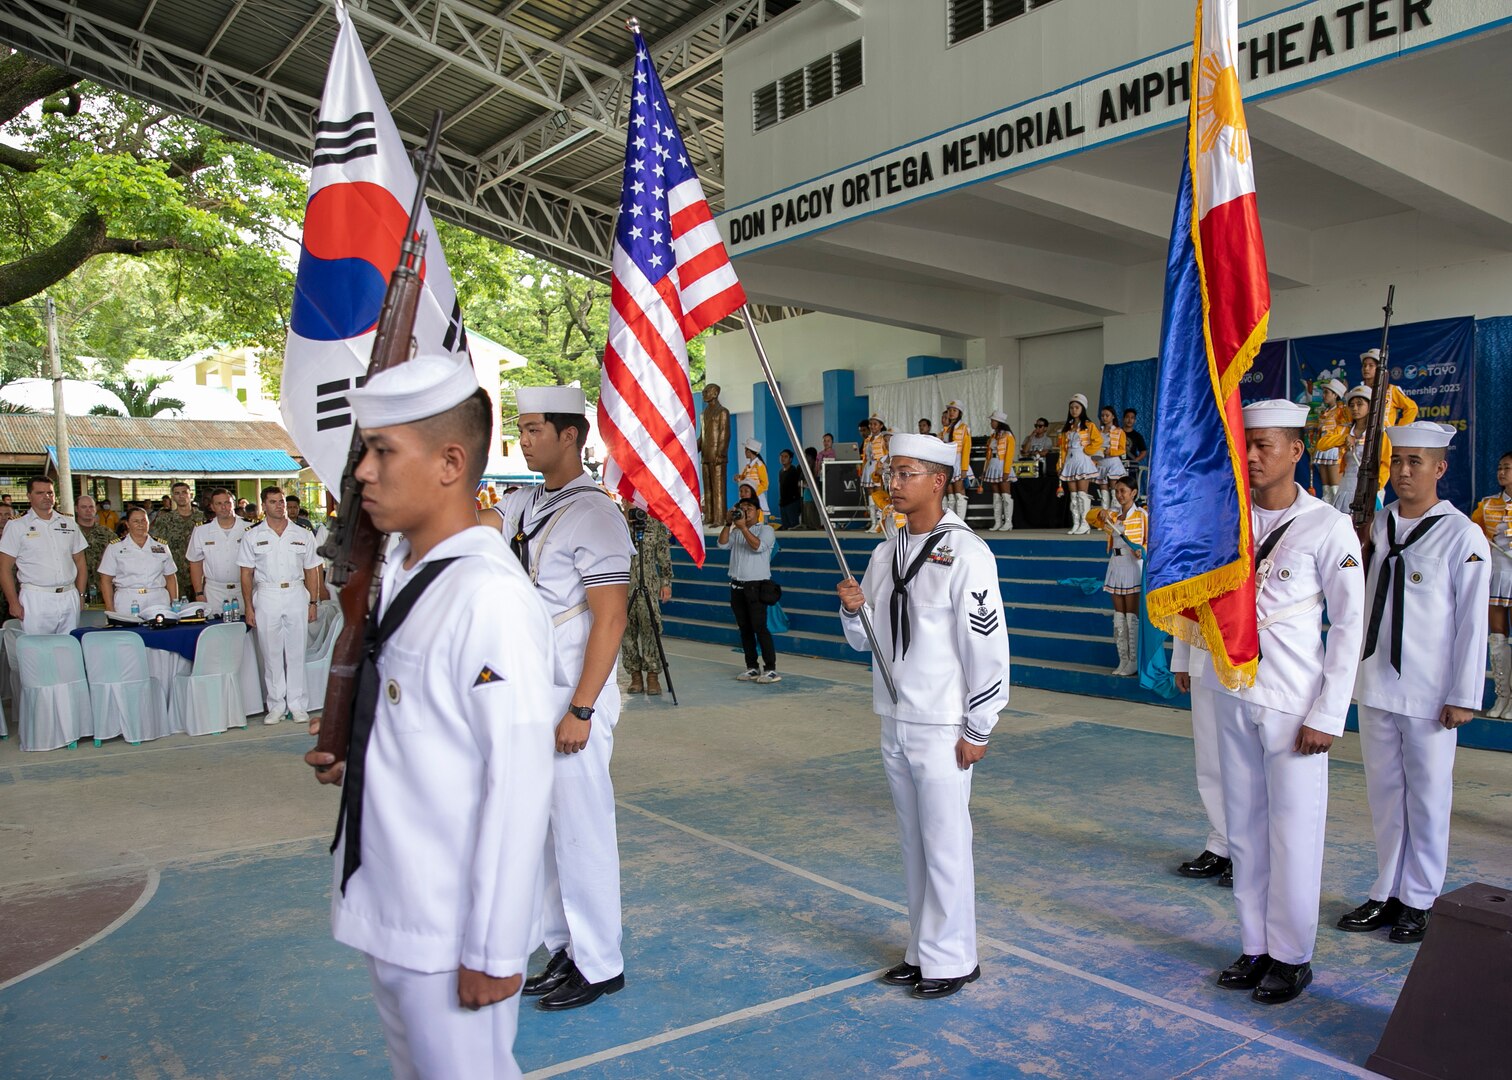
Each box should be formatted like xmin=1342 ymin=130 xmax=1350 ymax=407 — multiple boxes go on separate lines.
xmin=1338 ymin=554 xmax=1359 ymax=569
xmin=1467 ymin=553 xmax=1483 ymax=563
xmin=968 ymin=590 xmax=999 ymax=636
xmin=473 ymin=665 xmax=504 ymax=687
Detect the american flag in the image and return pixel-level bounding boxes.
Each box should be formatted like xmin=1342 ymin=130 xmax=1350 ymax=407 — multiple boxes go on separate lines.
xmin=598 ymin=28 xmax=746 ymax=566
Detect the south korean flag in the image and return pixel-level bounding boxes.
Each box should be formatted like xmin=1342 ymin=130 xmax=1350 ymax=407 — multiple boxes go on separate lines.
xmin=281 ymin=3 xmax=469 ymax=495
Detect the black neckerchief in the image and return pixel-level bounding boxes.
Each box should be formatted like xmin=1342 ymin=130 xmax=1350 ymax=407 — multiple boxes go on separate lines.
xmin=1362 ymin=511 xmax=1448 ymax=676
xmin=331 ymin=556 xmax=459 ymax=894
xmin=889 ymin=522 xmax=964 ymax=661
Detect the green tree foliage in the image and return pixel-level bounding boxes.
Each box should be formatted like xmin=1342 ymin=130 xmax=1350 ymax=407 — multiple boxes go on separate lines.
xmin=0 ymin=51 xmax=302 ymax=382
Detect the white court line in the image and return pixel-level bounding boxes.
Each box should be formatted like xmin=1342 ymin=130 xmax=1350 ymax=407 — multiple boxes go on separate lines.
xmin=618 ymin=800 xmax=1375 ymax=1080
xmin=523 ymin=968 xmax=888 ymax=1080
xmin=0 ymin=867 xmax=160 ymax=993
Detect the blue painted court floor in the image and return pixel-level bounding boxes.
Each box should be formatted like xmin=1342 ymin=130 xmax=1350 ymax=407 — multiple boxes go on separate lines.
xmin=1 ymin=639 xmax=1508 ymax=1078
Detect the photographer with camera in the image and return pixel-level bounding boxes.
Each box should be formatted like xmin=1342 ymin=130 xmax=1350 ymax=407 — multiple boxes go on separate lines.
xmin=622 ymin=506 xmax=673 ymax=695
xmin=719 ymin=497 xmax=780 ymax=683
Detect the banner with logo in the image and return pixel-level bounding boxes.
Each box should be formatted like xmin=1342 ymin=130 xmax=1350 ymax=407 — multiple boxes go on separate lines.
xmin=1292 ymin=317 xmax=1475 ymax=509
xmin=1237 ymin=339 xmax=1291 ymax=404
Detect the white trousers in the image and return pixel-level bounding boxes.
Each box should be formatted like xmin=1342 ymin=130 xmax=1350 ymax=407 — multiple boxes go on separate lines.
xmin=541 ymin=695 xmax=623 ymax=984
xmin=1358 ymin=705 xmax=1457 ymax=910
xmin=204 ymin=579 xmax=242 ymax=613
xmin=110 ymin=587 xmax=169 ymax=617
xmin=1190 ymin=680 xmax=1229 ymax=858
xmin=1212 ymin=695 xmax=1328 ymax=965
xmin=366 ymin=955 xmax=522 ymax=1080
xmin=881 ymin=717 xmax=978 ymax=980
xmin=21 ymin=587 xmax=80 ymax=635
xmin=253 ymin=584 xmax=309 ymax=713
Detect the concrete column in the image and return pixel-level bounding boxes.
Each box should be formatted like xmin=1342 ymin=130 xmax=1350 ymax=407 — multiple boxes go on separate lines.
xmin=822 ymin=369 xmax=868 ymax=448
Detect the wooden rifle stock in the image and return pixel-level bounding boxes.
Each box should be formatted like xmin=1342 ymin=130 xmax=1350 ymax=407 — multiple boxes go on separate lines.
xmin=1350 ymin=284 xmax=1395 ymax=555
xmin=312 ymin=110 xmax=444 ymax=767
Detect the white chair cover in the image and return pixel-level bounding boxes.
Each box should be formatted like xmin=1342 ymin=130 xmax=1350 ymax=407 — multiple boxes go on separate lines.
xmin=303 ymin=603 xmax=344 ymax=708
xmin=2 ymin=619 xmax=22 ymax=703
xmin=82 ymin=632 xmax=169 ymax=744
xmin=17 ymin=634 xmax=92 ymax=751
xmin=170 ymin=622 xmax=247 ymax=736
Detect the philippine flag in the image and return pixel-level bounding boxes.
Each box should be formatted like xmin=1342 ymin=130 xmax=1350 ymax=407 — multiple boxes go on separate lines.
xmin=282 ymin=3 xmax=468 ymax=492
xmin=1146 ymin=0 xmax=1270 ymax=689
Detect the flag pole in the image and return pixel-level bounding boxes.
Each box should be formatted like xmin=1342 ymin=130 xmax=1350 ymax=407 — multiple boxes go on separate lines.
xmin=738 ymin=305 xmax=898 ymax=703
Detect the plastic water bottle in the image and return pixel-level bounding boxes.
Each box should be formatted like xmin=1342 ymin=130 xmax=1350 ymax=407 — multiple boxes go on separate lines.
xmin=222 ymin=599 xmax=231 ymax=621
xmin=231 ymin=600 xmax=242 ymax=623
xmin=130 ymin=600 xmax=140 ymax=618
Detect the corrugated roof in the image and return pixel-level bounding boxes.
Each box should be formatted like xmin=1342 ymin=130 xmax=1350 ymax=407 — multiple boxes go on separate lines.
xmin=0 ymin=415 xmax=302 ymax=459
xmin=49 ymin=448 xmax=302 ymax=478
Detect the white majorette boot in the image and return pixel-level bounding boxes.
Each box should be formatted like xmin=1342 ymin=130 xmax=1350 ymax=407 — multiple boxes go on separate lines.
xmin=1075 ymin=492 xmax=1093 ymax=535
xmin=1067 ymin=492 xmax=1081 ymax=535
xmin=1001 ymin=494 xmax=1014 ymax=531
xmin=1121 ymin=612 xmax=1141 ymax=676
xmin=1111 ymin=617 xmax=1129 ymax=676
xmin=1489 ymin=634 xmax=1510 ymax=718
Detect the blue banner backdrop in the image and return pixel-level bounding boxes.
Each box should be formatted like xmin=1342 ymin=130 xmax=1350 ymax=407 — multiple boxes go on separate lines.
xmin=1291 ymin=317 xmax=1476 ymax=510
xmin=1238 ymin=339 xmax=1292 ymax=404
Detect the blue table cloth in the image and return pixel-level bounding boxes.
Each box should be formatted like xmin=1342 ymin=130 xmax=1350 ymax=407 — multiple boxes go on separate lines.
xmin=71 ymin=620 xmax=227 ymax=663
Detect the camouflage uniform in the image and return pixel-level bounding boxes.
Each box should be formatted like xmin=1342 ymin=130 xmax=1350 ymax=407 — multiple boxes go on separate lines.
xmin=621 ymin=514 xmax=673 ymax=676
xmin=152 ymin=508 xmax=199 ymax=599
xmin=80 ymin=522 xmax=116 ymax=604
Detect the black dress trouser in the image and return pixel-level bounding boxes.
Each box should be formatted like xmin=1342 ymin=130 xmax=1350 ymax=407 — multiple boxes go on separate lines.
xmin=729 ymin=581 xmax=776 ymax=672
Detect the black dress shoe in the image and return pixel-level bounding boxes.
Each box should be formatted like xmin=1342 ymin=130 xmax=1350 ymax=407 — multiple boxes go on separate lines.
xmin=537 ymin=969 xmax=625 ymax=1011
xmin=1251 ymin=960 xmax=1312 ymax=1004
xmin=1337 ymin=897 xmax=1403 ymax=932
xmin=881 ymin=962 xmax=922 ymax=986
xmin=1389 ymin=906 xmax=1430 ymax=943
xmin=523 ymin=949 xmax=575 ymax=996
xmin=1218 ymin=865 xmax=1233 ymax=888
xmin=911 ymin=965 xmax=980 ymax=1000
xmin=1178 ymin=850 xmax=1232 ymax=879
xmin=1216 ymin=953 xmax=1271 ymax=990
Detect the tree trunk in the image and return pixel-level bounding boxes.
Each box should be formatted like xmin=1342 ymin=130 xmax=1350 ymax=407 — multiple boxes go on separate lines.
xmin=0 ymin=53 xmax=77 ymax=126
xmin=0 ymin=208 xmax=106 ymax=306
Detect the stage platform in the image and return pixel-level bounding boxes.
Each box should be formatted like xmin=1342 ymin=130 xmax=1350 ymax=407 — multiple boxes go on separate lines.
xmin=4 ymin=641 xmax=1511 ymax=1078
xmin=663 ymin=527 xmax=1512 ymax=753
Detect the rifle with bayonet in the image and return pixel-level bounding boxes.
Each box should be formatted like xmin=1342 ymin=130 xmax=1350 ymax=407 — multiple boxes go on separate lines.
xmin=311 ymin=109 xmax=443 ymax=771
xmin=1350 ymin=284 xmax=1394 ymax=555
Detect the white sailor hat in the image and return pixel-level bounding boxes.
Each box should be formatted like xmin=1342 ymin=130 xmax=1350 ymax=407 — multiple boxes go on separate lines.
xmin=1360 ymin=348 xmax=1383 ymax=362
xmin=1386 ymin=420 xmax=1456 ymax=448
xmin=888 ymin=433 xmax=958 ymax=468
xmin=1346 ymin=384 xmax=1373 ymax=402
xmin=744 ymin=438 xmax=762 ymax=454
xmin=1242 ymin=399 xmax=1310 ymax=429
xmin=1070 ymin=393 xmax=1089 ymax=409
xmin=516 ymin=385 xmax=586 ymax=415
xmin=347 ymin=355 xmax=479 ymax=429
xmin=945 ymin=399 xmax=965 ymax=412
xmin=1322 ymin=378 xmax=1348 ymax=399
xmin=868 ymin=412 xmax=885 ymax=424
xmin=989 ymin=409 xmax=1009 ymax=425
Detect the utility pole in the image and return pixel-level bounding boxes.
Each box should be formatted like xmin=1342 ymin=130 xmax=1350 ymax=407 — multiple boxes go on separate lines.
xmin=45 ymin=296 xmax=75 ymax=514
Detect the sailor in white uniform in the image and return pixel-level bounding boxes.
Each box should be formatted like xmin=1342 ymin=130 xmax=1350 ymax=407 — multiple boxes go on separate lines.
xmin=186 ymin=487 xmax=250 ymax=613
xmin=1189 ymin=402 xmax=1367 ymax=1005
xmin=0 ymin=477 xmax=87 ymax=634
xmin=836 ymin=433 xmax=1011 ymax=1000
xmin=97 ymin=507 xmax=180 ymax=615
xmin=486 ymin=385 xmax=632 ymax=1012
xmin=307 ymin=355 xmax=556 ymax=1080
xmin=239 ymin=487 xmax=322 ymax=726
xmin=1338 ymin=421 xmax=1490 ymax=944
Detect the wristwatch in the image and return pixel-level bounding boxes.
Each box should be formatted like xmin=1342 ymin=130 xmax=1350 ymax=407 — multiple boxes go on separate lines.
xmin=568 ymin=704 xmax=595 ymax=721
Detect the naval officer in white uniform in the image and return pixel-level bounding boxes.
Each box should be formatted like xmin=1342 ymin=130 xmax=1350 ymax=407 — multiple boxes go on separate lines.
xmin=308 ymin=355 xmax=556 ymax=1080
xmin=486 ymin=385 xmax=632 ymax=1012
xmin=836 ymin=433 xmax=1011 ymax=999
xmin=0 ymin=476 xmax=87 ymax=634
xmin=239 ymin=486 xmax=322 ymax=726
xmin=97 ymin=507 xmax=180 ymax=615
xmin=1193 ymin=401 xmax=1365 ymax=1004
xmin=186 ymin=487 xmax=250 ymax=613
xmin=1338 ymin=421 xmax=1490 ymax=944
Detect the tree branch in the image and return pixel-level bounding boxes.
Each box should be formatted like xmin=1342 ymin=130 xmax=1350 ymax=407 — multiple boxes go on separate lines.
xmin=0 ymin=207 xmax=107 ymax=306
xmin=0 ymin=53 xmax=78 ymax=127
xmin=0 ymin=141 xmax=39 ymax=173
xmin=99 ymin=236 xmax=194 ymax=256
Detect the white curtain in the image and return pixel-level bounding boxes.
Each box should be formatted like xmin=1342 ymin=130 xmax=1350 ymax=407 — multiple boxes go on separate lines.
xmin=865 ymin=368 xmax=1004 ymax=439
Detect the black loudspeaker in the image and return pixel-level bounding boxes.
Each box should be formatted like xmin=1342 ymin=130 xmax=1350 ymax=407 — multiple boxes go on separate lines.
xmin=1368 ymin=882 xmax=1512 ymax=1080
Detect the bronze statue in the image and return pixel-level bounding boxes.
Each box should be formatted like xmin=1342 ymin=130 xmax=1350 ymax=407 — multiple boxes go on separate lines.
xmin=699 ymin=383 xmax=731 ymax=525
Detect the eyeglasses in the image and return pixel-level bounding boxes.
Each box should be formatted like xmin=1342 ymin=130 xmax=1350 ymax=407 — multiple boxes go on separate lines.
xmin=885 ymin=469 xmax=930 ymax=486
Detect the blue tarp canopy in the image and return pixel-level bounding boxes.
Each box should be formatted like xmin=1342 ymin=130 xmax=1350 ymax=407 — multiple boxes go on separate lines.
xmin=49 ymin=446 xmax=302 ymax=478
